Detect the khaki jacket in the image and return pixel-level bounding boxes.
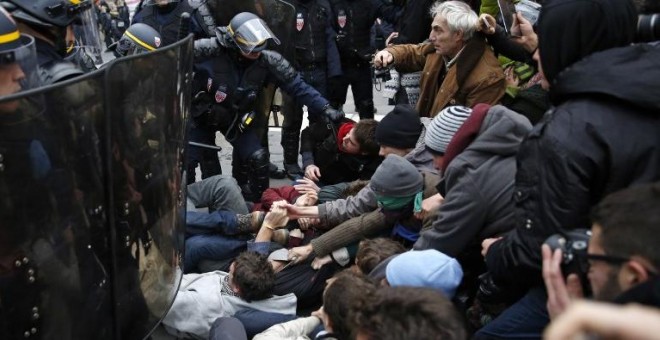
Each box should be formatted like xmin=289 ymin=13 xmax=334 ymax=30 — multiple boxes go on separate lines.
xmin=387 ymin=37 xmax=506 ymax=117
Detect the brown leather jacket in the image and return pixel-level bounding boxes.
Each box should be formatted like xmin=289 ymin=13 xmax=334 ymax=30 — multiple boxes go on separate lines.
xmin=387 ymin=36 xmax=506 ymax=117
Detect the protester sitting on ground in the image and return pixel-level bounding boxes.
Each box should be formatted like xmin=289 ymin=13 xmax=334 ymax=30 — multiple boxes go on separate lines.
xmin=285 ymin=105 xmax=478 ymax=264
xmin=286 ymin=154 xmax=440 ymax=264
xmin=300 ymin=118 xmax=381 ymax=185
xmin=374 ymin=104 xmax=436 ymax=175
xmin=543 ymin=182 xmax=660 ymax=320
xmin=253 ymin=270 xmax=378 ymax=340
xmin=412 ymin=103 xmax=530 ymax=301
xmin=184 ymin=175 xmax=260 ymax=272
xmin=274 ymin=105 xmax=437 ymax=238
xmin=384 ymin=250 xmax=463 ymax=299
xmin=355 ymin=238 xmax=406 ymax=275
xmin=162 ymin=250 xmax=297 ymax=339
xmin=374 ymin=1 xmax=505 ymax=118
xmin=355 ymin=286 xmax=467 ymax=340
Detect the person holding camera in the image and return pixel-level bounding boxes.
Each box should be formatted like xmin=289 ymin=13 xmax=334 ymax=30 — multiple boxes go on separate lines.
xmin=373 ymin=1 xmax=506 ymax=118
xmin=542 ymin=183 xmax=660 ymax=321
xmin=477 ymin=0 xmax=660 ymax=337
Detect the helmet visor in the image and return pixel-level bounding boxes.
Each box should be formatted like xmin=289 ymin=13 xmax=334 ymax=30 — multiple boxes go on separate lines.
xmin=0 ymin=34 xmax=40 ymax=95
xmin=71 ymin=3 xmax=104 ymax=68
xmin=111 ymin=34 xmax=153 ymax=57
xmin=141 ymin=0 xmax=180 ymax=5
xmin=230 ymin=18 xmax=280 ymax=54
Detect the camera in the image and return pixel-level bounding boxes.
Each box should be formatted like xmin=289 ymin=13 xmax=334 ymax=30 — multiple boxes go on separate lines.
xmin=373 ymin=66 xmax=392 ymax=82
xmin=544 ymin=228 xmax=592 ymax=296
xmin=476 ymin=229 xmax=592 ymax=305
xmin=637 ymin=14 xmax=659 ymax=42
xmin=543 ymin=228 xmax=591 ymax=277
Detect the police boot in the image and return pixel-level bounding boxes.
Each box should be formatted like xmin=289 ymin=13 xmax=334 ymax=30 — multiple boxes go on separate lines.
xmin=269 ymin=162 xmax=286 ymax=179
xmin=232 ymin=157 xmax=254 ymax=202
xmin=200 ymin=151 xmax=222 ymax=179
xmin=246 ymin=149 xmax=271 ymax=202
xmin=281 ymin=129 xmax=303 ymax=179
xmin=357 ymin=100 xmax=375 ymax=120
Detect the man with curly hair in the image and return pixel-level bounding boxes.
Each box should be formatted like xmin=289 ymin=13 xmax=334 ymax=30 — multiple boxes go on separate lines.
xmin=162 ymin=251 xmax=297 ymax=338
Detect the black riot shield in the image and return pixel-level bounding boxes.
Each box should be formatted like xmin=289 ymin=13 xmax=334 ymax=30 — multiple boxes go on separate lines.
xmin=206 ymin=0 xmax=296 ymax=141
xmin=0 ymin=36 xmax=193 ymax=340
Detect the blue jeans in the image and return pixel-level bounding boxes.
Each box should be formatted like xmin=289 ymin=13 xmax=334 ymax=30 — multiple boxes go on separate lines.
xmin=209 ymin=317 xmax=248 ymax=340
xmin=185 ymin=211 xmax=274 ymax=272
xmin=233 ymin=309 xmax=296 ymax=339
xmin=473 ymin=286 xmax=549 ymax=339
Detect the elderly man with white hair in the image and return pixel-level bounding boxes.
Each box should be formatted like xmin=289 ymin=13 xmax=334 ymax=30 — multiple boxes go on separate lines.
xmin=374 ymin=0 xmax=505 ymax=117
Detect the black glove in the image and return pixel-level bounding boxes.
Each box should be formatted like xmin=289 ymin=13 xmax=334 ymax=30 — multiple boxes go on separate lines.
xmin=323 ymin=105 xmax=344 ymax=122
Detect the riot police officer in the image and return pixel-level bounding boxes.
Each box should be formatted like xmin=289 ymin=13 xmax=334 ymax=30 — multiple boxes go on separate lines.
xmin=190 ymin=12 xmax=344 ymax=202
xmin=0 ymin=6 xmax=39 ymax=104
xmin=327 ymin=0 xmax=399 ymax=119
xmin=132 ymin=0 xmax=205 ymax=46
xmin=280 ymin=0 xmax=342 ymax=178
xmin=0 ymin=0 xmax=103 ymax=83
xmin=108 ymin=23 xmax=162 ymax=57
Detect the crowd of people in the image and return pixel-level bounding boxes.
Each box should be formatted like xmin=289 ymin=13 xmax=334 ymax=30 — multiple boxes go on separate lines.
xmin=1 ymin=0 xmax=660 ymax=339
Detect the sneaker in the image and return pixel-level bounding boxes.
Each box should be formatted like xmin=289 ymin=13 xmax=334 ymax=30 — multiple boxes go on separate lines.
xmin=236 ymin=211 xmax=266 ymax=234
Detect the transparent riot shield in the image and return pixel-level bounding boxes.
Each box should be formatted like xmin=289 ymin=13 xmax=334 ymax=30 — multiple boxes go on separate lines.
xmin=0 ymin=35 xmax=192 ymax=340
xmin=205 ymin=0 xmax=296 ymax=144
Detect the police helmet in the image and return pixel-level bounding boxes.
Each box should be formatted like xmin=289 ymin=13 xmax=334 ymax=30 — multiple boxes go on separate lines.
xmin=2 ymin=0 xmax=103 ymax=65
xmin=227 ymin=12 xmax=280 ymax=54
xmin=0 ymin=6 xmax=39 ymax=95
xmin=109 ymin=23 xmax=162 ymax=57
xmin=0 ymin=0 xmax=94 ymax=28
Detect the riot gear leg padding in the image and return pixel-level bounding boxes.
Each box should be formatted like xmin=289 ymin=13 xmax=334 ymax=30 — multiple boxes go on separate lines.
xmin=246 ymin=148 xmax=270 ymax=202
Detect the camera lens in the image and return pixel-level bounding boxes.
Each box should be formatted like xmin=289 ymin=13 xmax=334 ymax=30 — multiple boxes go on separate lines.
xmin=637 ymin=14 xmax=660 ymax=42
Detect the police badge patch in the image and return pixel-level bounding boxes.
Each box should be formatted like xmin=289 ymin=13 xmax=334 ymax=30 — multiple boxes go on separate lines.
xmin=296 ymin=13 xmax=304 ymax=31
xmin=215 ymin=85 xmax=227 ymax=103
xmin=338 ymin=10 xmax=347 ymax=28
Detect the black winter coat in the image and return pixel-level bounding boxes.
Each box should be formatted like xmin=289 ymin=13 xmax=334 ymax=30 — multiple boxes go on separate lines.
xmin=486 ymin=43 xmax=660 ymax=287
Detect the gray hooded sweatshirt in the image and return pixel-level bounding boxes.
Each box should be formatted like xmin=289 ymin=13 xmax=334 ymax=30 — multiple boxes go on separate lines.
xmin=413 ymin=105 xmax=532 ymax=258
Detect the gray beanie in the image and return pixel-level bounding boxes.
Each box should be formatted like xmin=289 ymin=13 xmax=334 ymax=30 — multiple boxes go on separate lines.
xmin=425 ymin=106 xmax=472 ymax=154
xmin=370 ymin=154 xmax=423 ymax=197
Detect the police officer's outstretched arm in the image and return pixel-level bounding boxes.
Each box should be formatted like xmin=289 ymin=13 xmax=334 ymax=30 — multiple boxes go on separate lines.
xmin=260 ymin=50 xmax=344 ymax=122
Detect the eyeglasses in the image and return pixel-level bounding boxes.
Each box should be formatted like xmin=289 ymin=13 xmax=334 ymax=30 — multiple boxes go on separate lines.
xmin=582 ymin=253 xmax=659 ymax=277
xmin=584 ymin=253 xmax=631 ymax=266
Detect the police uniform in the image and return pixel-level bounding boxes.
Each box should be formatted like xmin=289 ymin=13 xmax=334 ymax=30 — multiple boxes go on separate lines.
xmin=131 ymin=0 xmax=205 ymax=46
xmin=189 ymin=32 xmax=333 ymax=201
xmin=327 ymin=0 xmax=399 ymax=119
xmin=279 ymin=0 xmax=342 ymax=176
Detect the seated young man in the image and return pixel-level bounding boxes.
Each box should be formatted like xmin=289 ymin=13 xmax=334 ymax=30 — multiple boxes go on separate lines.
xmin=162 ymin=250 xmax=297 ymax=339
xmin=253 ymin=270 xmax=378 ymax=340
xmin=300 ymin=118 xmax=381 ymax=185
xmin=356 ymin=287 xmax=467 ymax=340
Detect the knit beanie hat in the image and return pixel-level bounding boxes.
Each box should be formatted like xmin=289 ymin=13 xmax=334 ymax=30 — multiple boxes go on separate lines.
xmin=369 ymin=154 xmax=423 ymax=198
xmin=424 ymin=106 xmax=472 ymax=154
xmin=386 ymin=249 xmax=463 ymax=298
xmin=375 ymin=104 xmax=423 ymax=149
